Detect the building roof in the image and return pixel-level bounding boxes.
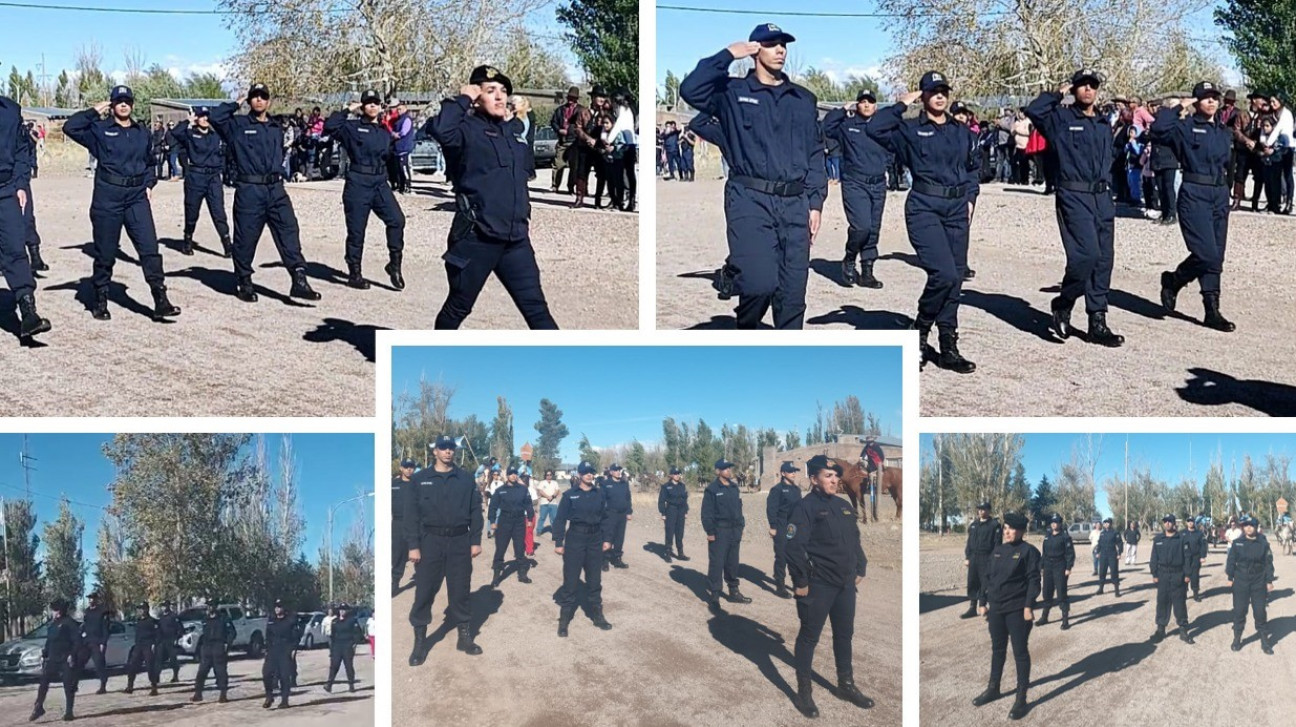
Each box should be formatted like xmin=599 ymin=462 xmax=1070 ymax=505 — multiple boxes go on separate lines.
xmin=22 ymin=106 xmax=81 ymax=120
xmin=837 ymin=434 xmax=903 ymax=448
xmin=152 ymin=98 xmax=234 ymax=109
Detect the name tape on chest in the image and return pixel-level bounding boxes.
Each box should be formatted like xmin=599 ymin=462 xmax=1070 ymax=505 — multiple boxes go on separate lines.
xmin=917 ymin=130 xmax=934 ymax=137
xmin=848 ymin=128 xmax=861 ymax=133
xmin=358 ymin=127 xmax=371 ymax=133
xmin=244 ymin=129 xmax=258 ymax=135
xmin=105 ymin=131 xmax=120 ymax=137
xmin=737 ymin=96 xmax=760 ymax=106
xmin=1069 ymin=126 xmax=1085 ymax=131
xmin=1192 ymin=128 xmax=1208 ymax=134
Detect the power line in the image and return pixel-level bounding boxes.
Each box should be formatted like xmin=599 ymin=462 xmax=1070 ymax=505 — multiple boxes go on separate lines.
xmin=0 ymin=481 xmax=109 ymax=512
xmin=0 ymin=0 xmax=232 ymax=13
xmin=658 ymin=4 xmax=1009 ymax=18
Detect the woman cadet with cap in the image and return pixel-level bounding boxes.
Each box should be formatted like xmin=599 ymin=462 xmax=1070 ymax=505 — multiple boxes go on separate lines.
xmin=1036 ymin=513 xmax=1075 ymax=630
xmin=552 ymin=461 xmax=614 ymax=637
xmin=1225 ymin=514 xmax=1276 ymax=654
xmin=972 ymin=511 xmax=1040 ymax=720
xmin=784 ymin=454 xmax=872 ymax=718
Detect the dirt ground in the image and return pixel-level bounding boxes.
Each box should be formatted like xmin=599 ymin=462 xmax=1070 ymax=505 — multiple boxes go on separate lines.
xmin=655 ymin=175 xmax=1296 ymax=416
xmin=3 ymin=646 xmax=373 ymax=726
xmin=390 ymin=491 xmax=902 ymax=726
xmin=919 ymin=531 xmax=1296 ymax=723
xmin=4 ymin=167 xmax=636 ymax=417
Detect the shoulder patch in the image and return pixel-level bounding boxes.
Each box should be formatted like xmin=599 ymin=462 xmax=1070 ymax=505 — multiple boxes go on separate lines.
xmin=786 ymin=523 xmax=797 ymax=539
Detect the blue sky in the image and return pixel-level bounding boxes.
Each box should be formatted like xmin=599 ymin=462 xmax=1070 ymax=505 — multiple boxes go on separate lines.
xmin=0 ymin=434 xmax=374 ymax=590
xmin=919 ymin=433 xmax=1296 ymax=517
xmin=392 ymin=346 xmax=904 ymax=462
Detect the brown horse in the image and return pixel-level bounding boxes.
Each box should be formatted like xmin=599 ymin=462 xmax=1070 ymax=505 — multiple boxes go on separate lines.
xmin=834 ymin=458 xmax=902 ymax=523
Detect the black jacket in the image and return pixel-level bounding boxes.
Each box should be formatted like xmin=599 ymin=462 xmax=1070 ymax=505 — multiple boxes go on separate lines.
xmin=700 ymin=478 xmax=744 ymax=535
xmin=965 ymin=517 xmax=1002 ymax=558
xmin=1149 ymin=532 xmax=1190 ymax=577
xmin=1225 ymin=534 xmax=1275 ymax=583
xmin=979 ymin=540 xmax=1041 ymax=613
xmin=786 ymin=488 xmax=867 ymax=589
xmin=403 ymin=464 xmax=483 ymax=550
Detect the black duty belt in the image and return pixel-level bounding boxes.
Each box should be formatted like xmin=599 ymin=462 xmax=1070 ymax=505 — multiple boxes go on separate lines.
xmin=731 ymin=175 xmax=805 ymax=197
xmin=1057 ymin=180 xmax=1109 ymax=193
xmin=0 ymin=170 xmax=11 ymax=184
xmin=236 ymin=173 xmax=283 ymax=185
xmin=664 ymin=501 xmax=687 ymax=508
xmin=567 ymin=522 xmax=602 ymax=534
xmin=348 ymin=163 xmax=385 ymax=176
xmin=96 ymin=171 xmax=145 ymax=188
xmin=1182 ymin=172 xmax=1225 ymax=187
xmin=424 ymin=525 xmax=469 ymax=537
xmin=714 ymin=520 xmax=743 ymax=528
xmin=847 ymin=174 xmax=886 ymax=185
xmin=188 ymin=165 xmax=222 ymax=174
xmin=911 ymin=180 xmax=967 ymax=199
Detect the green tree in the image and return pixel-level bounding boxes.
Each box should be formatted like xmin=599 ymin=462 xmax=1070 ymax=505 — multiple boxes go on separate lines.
xmin=662 ymin=418 xmax=683 ymax=470
xmin=55 ymin=70 xmax=72 ymax=107
xmin=692 ymin=420 xmax=720 ymax=476
xmin=578 ymin=434 xmax=600 ymax=469
xmin=1216 ymin=0 xmax=1296 ymax=98
xmin=502 ymin=24 xmax=571 ymax=89
xmin=489 ymin=396 xmax=514 ymax=465
xmin=784 ymin=430 xmax=801 ymax=450
xmin=76 ymin=43 xmax=110 ymax=105
xmin=1029 ymin=475 xmax=1057 ymax=527
xmin=1008 ymin=462 xmax=1031 ymax=523
xmin=41 ymin=499 xmax=85 ymax=606
xmin=533 ymin=398 xmax=569 ymax=475
xmin=184 ymin=72 xmax=227 ymax=99
xmin=557 ymin=0 xmax=638 ymax=93
xmin=663 ymin=69 xmax=681 ymax=108
xmin=626 ymin=440 xmax=647 ymax=476
xmin=1 ymin=499 xmax=43 ymax=637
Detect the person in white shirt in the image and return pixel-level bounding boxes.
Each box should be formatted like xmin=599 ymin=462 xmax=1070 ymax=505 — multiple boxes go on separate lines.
xmin=487 ymin=474 xmax=505 ymax=538
xmin=525 ymin=474 xmax=541 ymax=556
xmin=1225 ymin=519 xmax=1243 ymax=549
xmin=535 ymin=471 xmax=562 ymax=537
xmin=1265 ymin=94 xmax=1294 ymax=214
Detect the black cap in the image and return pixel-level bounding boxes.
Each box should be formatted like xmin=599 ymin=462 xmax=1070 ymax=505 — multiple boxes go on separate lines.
xmin=919 ymin=71 xmax=951 ymax=94
xmin=470 ymin=65 xmax=513 ymax=95
xmin=339 ymin=602 xmax=350 ymax=610
xmin=669 ymin=466 xmax=681 ymax=475
xmin=1102 ymin=517 xmax=1112 ymax=524
xmin=1247 ymin=90 xmax=1267 ymax=100
xmin=577 ymin=461 xmax=597 ymax=475
xmin=274 ymin=599 xmax=284 ymax=608
xmin=609 ymin=463 xmax=623 ymax=472
xmin=506 ymin=467 xmax=518 ymax=476
xmin=1224 ymin=89 xmax=1237 ymax=101
xmin=590 ymin=84 xmax=608 ymax=98
xmin=1070 ymin=68 xmax=1104 ymax=88
xmin=50 ymin=597 xmax=70 ymax=613
xmin=1192 ymin=81 xmax=1221 ymax=99
xmin=1241 ymin=515 xmax=1257 ymax=527
xmin=1048 ymin=514 xmax=1062 ymax=524
xmin=714 ymin=458 xmax=735 ymax=470
xmin=950 ymin=101 xmax=969 ymax=116
xmin=856 ymin=89 xmax=877 ymax=103
xmin=110 ymin=85 xmax=134 ymax=104
xmin=806 ymin=454 xmax=842 ymax=477
xmin=976 ymin=501 xmax=991 ymax=511
xmin=433 ymin=435 xmax=457 ymax=450
xmin=194 ymin=105 xmax=210 ymax=117
xmin=1003 ymin=512 xmax=1029 ymax=530
xmin=400 ymin=458 xmax=416 ymax=468
xmin=248 ymin=83 xmax=271 ymax=100
xmin=1162 ymin=513 xmax=1177 ymax=524
xmin=780 ymin=461 xmax=798 ymax=474
xmin=749 ymin=22 xmax=795 ymax=44
xmin=360 ymin=89 xmax=382 ymax=105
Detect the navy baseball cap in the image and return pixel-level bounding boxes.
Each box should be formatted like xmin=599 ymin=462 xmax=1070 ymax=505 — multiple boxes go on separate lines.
xmin=1049 ymin=514 xmax=1062 ymax=524
xmin=609 ymin=463 xmax=623 ymax=472
xmin=1162 ymin=513 xmax=1177 ymax=523
xmin=400 ymin=458 xmax=416 ymax=468
xmin=1003 ymin=512 xmax=1029 ymax=529
xmin=1103 ymin=517 xmax=1113 ymax=524
xmin=669 ymin=466 xmax=682 ymax=475
xmin=950 ymin=101 xmax=969 ymax=116
xmin=360 ymin=89 xmax=382 ymax=105
xmin=433 ymin=435 xmax=456 ymax=450
xmin=110 ymin=85 xmax=134 ymax=104
xmin=577 ymin=461 xmax=597 ymax=475
xmin=805 ymin=454 xmax=842 ymax=477
xmin=919 ymin=71 xmax=951 ymax=94
xmin=714 ymin=458 xmax=735 ymax=470
xmin=780 ymin=461 xmax=798 ymax=474
xmin=1070 ymin=68 xmax=1104 ymax=88
xmin=470 ymin=65 xmax=513 ymax=95
xmin=194 ymin=105 xmax=210 ymax=117
xmin=507 ymin=467 xmax=518 ymax=475
xmin=248 ymin=83 xmax=271 ymax=100
xmin=976 ymin=502 xmax=991 ymax=511
xmin=856 ymin=89 xmax=877 ymax=103
xmin=749 ymin=23 xmax=795 ymax=45
xmin=1192 ymin=81 xmax=1221 ymax=99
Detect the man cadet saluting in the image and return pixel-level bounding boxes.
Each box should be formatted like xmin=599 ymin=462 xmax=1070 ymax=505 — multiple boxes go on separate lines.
xmin=167 ymin=105 xmax=232 ymax=257
xmin=961 ymin=502 xmax=1001 ymax=618
xmin=679 ymin=23 xmax=827 ymax=329
xmin=63 ymin=85 xmax=182 ymax=322
xmin=1148 ymin=514 xmax=1195 ymax=644
xmin=209 ymin=83 xmax=321 ymax=303
xmin=0 ymin=95 xmax=51 ymax=339
xmin=701 ymin=458 xmax=752 ymax=610
xmin=766 ymin=461 xmax=803 ymax=598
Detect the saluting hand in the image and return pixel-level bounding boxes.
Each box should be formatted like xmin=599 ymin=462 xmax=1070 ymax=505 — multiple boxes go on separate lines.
xmin=348 ymin=101 xmax=362 ymax=113
xmin=727 ymin=41 xmax=761 ymax=59
xmin=408 ymin=548 xmax=421 ymax=564
xmin=1058 ymin=82 xmax=1072 ymax=96
xmin=470 ymin=545 xmax=482 ymax=558
xmin=460 ymin=85 xmax=482 ymax=102
xmin=93 ymin=101 xmax=111 ymax=115
xmin=899 ymin=91 xmax=922 ymax=105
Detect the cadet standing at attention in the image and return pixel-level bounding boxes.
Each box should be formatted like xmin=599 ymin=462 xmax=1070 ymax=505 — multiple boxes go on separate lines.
xmin=63 ymin=86 xmax=182 ymax=322
xmin=1026 ymin=70 xmax=1125 ymax=346
xmin=392 ymin=458 xmax=415 ymax=596
xmin=1225 ymin=515 xmax=1275 ymax=654
xmin=679 ymin=24 xmax=827 ymax=329
xmin=553 ymin=461 xmax=614 ymax=637
xmin=191 ymin=599 xmax=233 ymax=703
xmin=157 ymin=600 xmax=183 ymax=683
xmin=262 ymin=599 xmax=298 ymax=708
xmin=1151 ymin=83 xmax=1236 ymax=332
xmin=124 ymin=601 xmax=161 ymax=696
xmin=701 ymin=458 xmax=751 ymax=610
xmin=972 ymin=512 xmax=1039 ymax=721
xmin=77 ymin=591 xmax=111 ymax=694
xmin=0 ymin=97 xmax=51 ymax=339
xmin=324 ymin=90 xmax=407 ymax=291
xmin=658 ymin=466 xmax=690 ymax=562
xmin=785 ymin=455 xmax=873 ymax=718
xmin=489 ymin=467 xmax=535 ymax=587
xmin=1095 ymin=517 xmax=1123 ymax=596
xmin=406 ymin=435 xmax=483 ymax=666
xmin=1148 ymin=514 xmax=1195 ymax=644
xmin=325 ymin=602 xmax=363 ymax=692
xmin=431 ymin=65 xmax=557 ymax=330
xmin=601 ymin=463 xmax=633 ymax=570
xmin=209 ymin=83 xmax=321 ymax=303
xmin=1036 ymin=514 xmax=1075 ymax=630
xmin=766 ymin=461 xmax=803 ymax=599
xmin=961 ymin=502 xmax=1001 ymax=619
xmin=29 ymin=598 xmax=80 ymax=723
xmin=1182 ymin=516 xmax=1208 ymax=601
xmin=167 ymin=105 xmax=232 ymax=257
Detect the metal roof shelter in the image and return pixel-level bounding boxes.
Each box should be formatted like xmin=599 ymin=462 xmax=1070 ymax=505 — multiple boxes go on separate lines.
xmin=21 ymin=106 xmax=81 ymax=122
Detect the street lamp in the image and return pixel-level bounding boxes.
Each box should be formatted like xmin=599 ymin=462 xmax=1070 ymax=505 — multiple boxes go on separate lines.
xmin=327 ymin=492 xmax=374 ymax=603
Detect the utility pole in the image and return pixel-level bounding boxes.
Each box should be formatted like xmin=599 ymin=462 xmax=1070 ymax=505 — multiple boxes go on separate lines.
xmin=20 ymin=436 xmax=36 ymax=498
xmin=1123 ymin=436 xmax=1128 ymax=527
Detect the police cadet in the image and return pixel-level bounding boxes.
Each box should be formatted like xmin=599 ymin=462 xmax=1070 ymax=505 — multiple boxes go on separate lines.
xmin=601 ymin=463 xmax=633 ymax=570
xmin=431 ymin=64 xmax=557 ymax=330
xmin=824 ymin=89 xmax=907 ymax=289
xmin=1148 ymin=514 xmax=1194 ymax=644
xmin=1151 ymin=82 xmax=1236 ymax=332
xmin=1037 ymin=514 xmax=1075 ymax=630
xmin=30 ymin=598 xmax=81 ymax=723
xmin=324 ymin=90 xmax=407 ymax=290
xmin=77 ymin=591 xmax=111 ymax=694
xmin=156 ymin=600 xmax=183 ymax=683
xmin=701 ymin=458 xmax=751 ymax=610
xmin=124 ymin=601 xmax=160 ymax=695
xmin=168 ymin=105 xmax=232 ymax=257
xmin=191 ymin=599 xmax=233 ymax=703
xmin=767 ymin=461 xmax=803 ymax=599
xmin=209 ymin=83 xmax=321 ymax=303
xmin=1 ymin=101 xmax=53 ymax=342
xmin=961 ymin=502 xmax=1001 ymax=619
xmin=553 ymin=461 xmax=614 ymax=636
xmin=63 ymin=86 xmax=181 ymax=322
xmin=972 ymin=512 xmax=1039 ymax=721
xmin=325 ymin=602 xmax=363 ymax=692
xmin=406 ymin=435 xmax=483 ymax=666
xmin=887 ymin=72 xmax=979 ymax=373
xmin=1095 ymin=517 xmax=1124 ymax=596
xmin=679 ymin=24 xmax=827 ymax=329
xmin=658 ymin=466 xmax=690 ymax=562
xmin=489 ymin=466 xmax=535 ymax=587
xmin=392 ymin=457 xmax=416 ymax=596
xmin=1026 ymin=69 xmax=1124 ymax=347
xmin=785 ymin=455 xmax=872 ymax=718
xmin=1182 ymin=515 xmax=1208 ymax=601
xmin=18 ymin=118 xmax=49 ymax=275
xmin=261 ymin=599 xmax=297 ymax=708
xmin=1225 ymin=515 xmax=1275 ymax=654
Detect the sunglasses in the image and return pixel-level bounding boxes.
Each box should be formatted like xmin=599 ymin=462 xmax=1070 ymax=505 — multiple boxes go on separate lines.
xmin=760 ymin=41 xmax=786 ymax=49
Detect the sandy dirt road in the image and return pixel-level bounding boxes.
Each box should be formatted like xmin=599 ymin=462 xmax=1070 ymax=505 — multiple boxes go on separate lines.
xmin=391 ymin=492 xmax=902 ymax=726
xmin=4 ymin=168 xmax=636 ymax=417
xmin=3 ymin=646 xmax=373 ymax=726
xmin=919 ymin=532 xmax=1296 ymax=723
xmin=656 ymin=176 xmax=1296 ymax=416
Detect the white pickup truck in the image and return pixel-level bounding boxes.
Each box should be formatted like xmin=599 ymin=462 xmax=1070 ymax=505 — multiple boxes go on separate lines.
xmin=176 ymin=604 xmax=268 ymax=658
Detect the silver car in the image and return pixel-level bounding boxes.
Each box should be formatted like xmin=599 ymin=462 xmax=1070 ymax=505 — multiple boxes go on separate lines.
xmin=297 ymin=612 xmax=329 ymax=649
xmin=0 ymin=620 xmax=133 ymax=682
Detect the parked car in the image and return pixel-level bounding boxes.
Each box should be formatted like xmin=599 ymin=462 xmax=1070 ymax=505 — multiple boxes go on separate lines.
xmin=410 ymin=126 xmax=442 ymax=173
xmin=0 ymin=619 xmax=132 ymax=682
xmin=1067 ymin=522 xmax=1096 ymax=544
xmin=297 ymin=612 xmax=328 ymax=649
xmin=533 ymin=126 xmax=557 ymax=168
xmin=176 ymin=604 xmax=267 ymax=658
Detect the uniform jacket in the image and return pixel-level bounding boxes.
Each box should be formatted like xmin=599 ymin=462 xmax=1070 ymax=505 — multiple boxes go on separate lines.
xmin=785 ymin=488 xmax=866 ymax=589
xmin=167 ymin=120 xmax=225 ymax=170
xmin=44 ymin=615 xmax=83 ymax=663
xmin=552 ymin=484 xmax=611 ymax=548
xmin=402 ymin=463 xmax=484 ymax=549
xmin=1041 ymin=529 xmax=1076 ymax=569
xmin=700 ymin=478 xmax=745 ymax=535
xmin=964 ymin=517 xmax=1002 ymax=558
xmin=1025 ymin=92 xmax=1114 ymax=185
xmin=208 ymin=103 xmax=290 ymax=178
xmin=822 ymin=103 xmax=905 ymax=181
xmin=1149 ymin=107 xmax=1231 ymax=184
xmin=765 ymin=480 xmax=803 ymax=530
xmin=1096 ymin=527 xmax=1124 ymax=558
xmin=600 ymin=476 xmax=633 ymax=514
xmin=197 ymin=613 xmax=235 ymax=652
xmin=432 ymin=95 xmax=534 ymax=242
xmin=488 ymin=482 xmax=535 ymax=522
xmin=0 ymin=97 xmax=33 ymax=193
xmin=658 ymin=481 xmax=689 ymax=514
xmin=64 ymin=108 xmax=157 ymax=188
xmin=81 ymin=604 xmax=112 ymax=641
xmin=324 ymin=110 xmax=393 ymax=178
xmin=1149 ymin=531 xmax=1191 ymax=576
xmin=1225 ymin=534 xmax=1275 ymax=583
xmin=265 ymin=612 xmax=299 ymax=656
xmin=978 ymin=540 xmax=1042 ymax=613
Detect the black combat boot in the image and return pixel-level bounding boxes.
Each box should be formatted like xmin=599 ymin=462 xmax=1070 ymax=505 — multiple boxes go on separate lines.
xmin=16 ymin=294 xmax=50 ymax=339
xmin=1008 ymin=689 xmax=1029 ymax=720
xmin=937 ymin=330 xmax=976 ymax=374
xmin=95 ymin=682 xmax=106 ymax=696
xmin=1050 ymin=296 xmax=1073 ymax=339
xmin=1150 ymin=625 xmax=1166 ymax=643
xmin=181 ymin=235 xmax=195 ymax=256
xmin=408 ymin=625 xmax=428 ymax=666
xmin=456 ymin=624 xmax=482 ymax=655
xmin=151 ymin=285 xmax=181 ymax=321
xmin=278 ymin=695 xmax=289 ymax=708
xmin=28 ymin=245 xmax=48 ymax=272
xmin=727 ymin=585 xmax=752 ymax=604
xmin=1202 ymin=292 xmax=1235 ymax=332
xmin=558 ymin=606 xmax=576 ymax=637
xmin=149 ymin=685 xmax=158 ymax=696
xmin=590 ymin=606 xmax=613 ymax=631
xmin=491 ymin=566 xmax=504 ymax=589
xmin=1179 ymin=626 xmax=1195 ymax=644
xmin=289 ymin=268 xmax=321 ymax=300
xmin=1037 ymin=609 xmax=1049 ymax=626
xmin=612 ymin=558 xmax=629 ymax=569
xmin=858 ymin=260 xmax=883 ymax=289
xmin=219 ymin=235 xmax=233 ymax=258
xmin=840 ymin=253 xmax=859 ymax=287
xmin=261 ymin=695 xmax=273 ymax=709
xmin=915 ymin=318 xmax=937 ymax=370
xmin=793 ymin=676 xmax=819 ymax=718
xmin=236 ymin=277 xmax=258 ymax=302
xmin=675 ymin=548 xmax=689 ymax=561
xmin=836 ymin=677 xmax=874 ymax=708
xmin=664 ymin=547 xmax=672 ymax=563
xmin=385 ymin=249 xmax=405 ymax=290
xmin=972 ymin=682 xmax=1001 ymax=706
xmin=963 ymin=267 xmax=976 ymax=281
xmin=1159 ymin=270 xmax=1184 ymax=312
xmin=959 ymin=603 xmax=977 ymax=619
xmin=602 ymin=560 xmax=610 ymax=572
xmin=170 ymin=670 xmax=179 ymax=684
xmin=347 ymin=261 xmax=370 ymax=290
xmin=1114 ymin=583 xmax=1121 ymax=598
xmin=518 ymin=568 xmax=532 ymax=584
xmin=191 ymin=692 xmax=203 ymax=703
xmin=1231 ymin=628 xmax=1243 ymax=651
xmin=92 ymin=287 xmax=111 ymax=320
xmin=218 ymin=692 xmax=228 ymax=703
xmin=1061 ymin=613 xmax=1071 ymax=630
xmin=29 ymin=706 xmax=45 ymax=722
xmin=1087 ymin=312 xmax=1124 ymax=346
xmin=1260 ymin=629 xmax=1275 ymax=655
xmin=714 ymin=264 xmax=735 ymax=300
xmin=124 ymin=678 xmax=134 ymax=694
xmin=62 ymin=693 xmax=74 ymax=722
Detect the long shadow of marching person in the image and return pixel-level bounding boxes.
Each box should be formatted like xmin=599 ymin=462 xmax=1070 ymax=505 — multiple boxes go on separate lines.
xmin=706 ymin=612 xmax=833 ymax=707
xmin=423 ymin=586 xmax=503 ymax=654
xmin=1027 ymin=640 xmax=1156 ymax=708
xmin=1064 ymin=600 xmax=1145 ymax=628
xmin=669 ymin=565 xmax=711 ymax=604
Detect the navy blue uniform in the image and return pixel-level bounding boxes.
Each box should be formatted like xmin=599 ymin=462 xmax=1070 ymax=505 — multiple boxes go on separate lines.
xmin=1026 ymin=92 xmax=1116 ymax=314
xmin=262 ymin=612 xmax=298 ymax=703
xmin=964 ymin=517 xmax=1002 ymax=604
xmin=1150 ymin=107 xmax=1232 ymax=295
xmin=0 ymin=97 xmax=36 ymax=299
xmin=553 ymin=483 xmax=612 ymax=610
xmin=1226 ymin=534 xmax=1274 ymax=636
xmin=662 ymin=127 xmax=681 ymax=178
xmin=324 ymin=111 xmax=405 ymax=269
xmin=404 ymin=464 xmax=483 ymax=630
xmin=156 ymin=610 xmax=183 ymax=681
xmin=192 ymin=612 xmax=234 ymax=699
xmin=489 ymin=482 xmax=535 ymax=578
xmin=1182 ymin=527 xmax=1207 ymax=595
xmin=601 ymin=475 xmax=633 ymax=564
xmin=824 ymin=103 xmax=905 ymax=266
xmin=680 ymin=49 xmax=827 ymax=329
xmin=978 ymin=541 xmax=1041 ymax=695
xmin=17 ymin=124 xmax=43 ymax=266
xmin=208 ymin=102 xmax=310 ymax=285
xmin=1096 ymin=527 xmax=1124 ymax=591
xmin=1039 ymin=529 xmax=1075 ymax=617
xmin=76 ymin=603 xmax=111 ymax=691
xmin=168 ymin=120 xmax=230 ymax=243
xmin=125 ymin=614 xmax=160 ymax=689
xmin=392 ymin=475 xmax=410 ymax=589
xmin=786 ymin=488 xmax=867 ymax=681
xmin=658 ymin=480 xmax=689 ymax=554
xmin=1149 ymin=531 xmax=1191 ymax=629
xmin=700 ymin=477 xmax=746 ymax=597
xmin=431 ymin=95 xmax=555 ymax=330
xmin=63 ymin=108 xmax=166 ymax=292
xmin=34 ymin=613 xmax=81 ymax=716
xmin=766 ymin=479 xmax=803 ymax=586
xmin=326 ymin=614 xmax=363 ymax=690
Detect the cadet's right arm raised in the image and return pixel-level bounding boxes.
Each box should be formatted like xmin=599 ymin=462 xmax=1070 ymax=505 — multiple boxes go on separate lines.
xmin=679 ymin=50 xmax=736 ymax=117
